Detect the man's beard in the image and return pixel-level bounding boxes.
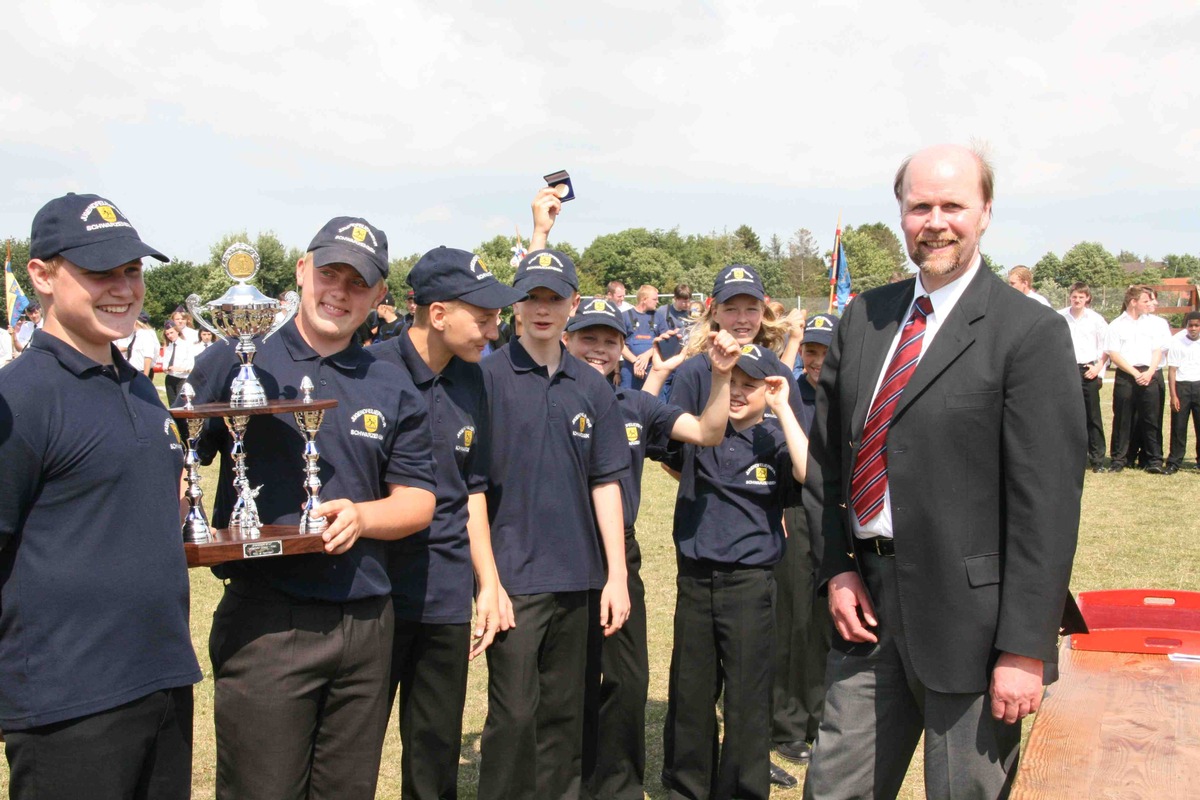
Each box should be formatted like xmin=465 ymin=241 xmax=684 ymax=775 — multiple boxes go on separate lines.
xmin=912 ymin=238 xmax=967 ymax=277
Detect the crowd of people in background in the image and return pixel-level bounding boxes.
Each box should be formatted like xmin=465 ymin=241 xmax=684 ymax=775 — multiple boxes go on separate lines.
xmin=1 ymin=144 xmax=1196 ymax=800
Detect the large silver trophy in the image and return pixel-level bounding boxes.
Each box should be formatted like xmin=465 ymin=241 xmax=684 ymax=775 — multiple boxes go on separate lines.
xmin=188 ymin=243 xmax=298 ymax=408
xmin=170 ymin=244 xmax=337 ymax=567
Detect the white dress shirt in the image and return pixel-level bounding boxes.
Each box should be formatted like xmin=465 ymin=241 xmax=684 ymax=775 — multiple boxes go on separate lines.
xmin=159 ymin=338 xmax=195 ymax=378
xmin=1104 ymin=312 xmax=1171 ymax=368
xmin=1058 ymin=306 xmax=1108 ymax=365
xmin=1168 ymin=333 xmax=1200 ymax=383
xmin=852 ymin=257 xmax=981 ymax=540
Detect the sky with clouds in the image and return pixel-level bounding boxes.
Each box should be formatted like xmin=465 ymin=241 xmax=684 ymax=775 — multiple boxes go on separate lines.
xmin=3 ymin=1 xmax=1197 ymax=274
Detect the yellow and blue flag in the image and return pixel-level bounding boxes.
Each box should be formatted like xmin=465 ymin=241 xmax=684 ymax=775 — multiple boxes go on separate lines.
xmin=5 ymin=244 xmax=30 ymax=328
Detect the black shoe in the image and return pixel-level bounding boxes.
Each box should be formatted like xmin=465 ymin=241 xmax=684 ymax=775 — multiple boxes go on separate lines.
xmin=770 ymin=762 xmax=798 ymax=789
xmin=1163 ymin=465 xmax=1179 ymax=475
xmin=1092 ymin=465 xmax=1107 ymax=473
xmin=775 ymin=740 xmax=813 ymax=763
xmin=1109 ymin=464 xmax=1125 ymax=473
xmin=1146 ymin=465 xmax=1165 ymax=475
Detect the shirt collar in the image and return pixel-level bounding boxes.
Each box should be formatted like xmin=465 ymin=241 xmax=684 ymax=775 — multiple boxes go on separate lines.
xmin=27 ymin=329 xmax=138 ymax=380
xmin=280 ymin=318 xmax=366 ymax=370
xmin=914 ymin=252 xmax=981 ymax=320
xmin=507 ymin=336 xmax=577 ymax=380
xmin=396 ymin=328 xmax=438 ymax=386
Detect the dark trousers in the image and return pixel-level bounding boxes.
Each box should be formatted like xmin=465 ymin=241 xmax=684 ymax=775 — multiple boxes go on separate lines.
xmin=662 ymin=558 xmax=776 ymax=800
xmin=803 ymin=553 xmax=1019 ymax=800
xmin=1168 ymin=380 xmax=1200 ymax=467
xmin=209 ymin=581 xmax=394 ymax=800
xmin=164 ymin=374 xmax=186 ymax=407
xmin=479 ymin=591 xmax=591 ymax=800
xmin=583 ymin=528 xmax=649 ymax=800
xmin=386 ymin=619 xmax=471 ymax=800
xmin=1079 ymin=365 xmax=1106 ymax=466
xmin=1110 ymin=369 xmax=1164 ymax=468
xmin=772 ymin=505 xmax=831 ymax=746
xmin=5 ymin=686 xmax=193 ymax=800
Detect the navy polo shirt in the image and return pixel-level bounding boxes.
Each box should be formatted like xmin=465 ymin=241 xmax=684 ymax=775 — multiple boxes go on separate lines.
xmin=0 ymin=332 xmax=201 ymax=731
xmin=623 ymin=308 xmax=658 ymax=357
xmin=796 ymin=375 xmax=816 ymax=433
xmin=615 ymin=386 xmax=684 ymax=528
xmin=186 ymin=319 xmax=436 ymax=602
xmin=671 ymin=421 xmax=800 ymax=567
xmin=668 ymin=351 xmax=806 ymax=424
xmin=481 ymin=338 xmax=630 ymax=595
xmin=368 ymin=330 xmax=489 ymax=624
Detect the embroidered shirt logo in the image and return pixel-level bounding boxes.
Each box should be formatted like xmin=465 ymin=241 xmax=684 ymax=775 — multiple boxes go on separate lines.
xmin=745 ymin=463 xmax=777 ymax=486
xmin=571 ymin=413 xmax=593 ymax=440
xmin=456 ymin=425 xmax=476 ymax=453
xmin=351 ymin=408 xmax=387 ymax=441
xmin=625 ymin=422 xmax=642 ymax=446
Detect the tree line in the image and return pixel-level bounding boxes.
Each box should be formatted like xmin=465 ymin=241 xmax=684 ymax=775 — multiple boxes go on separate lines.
xmin=4 ymin=226 xmax=1197 ymax=331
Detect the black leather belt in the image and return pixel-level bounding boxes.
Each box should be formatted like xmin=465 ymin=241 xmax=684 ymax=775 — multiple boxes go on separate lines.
xmin=857 ymin=537 xmax=895 ymax=557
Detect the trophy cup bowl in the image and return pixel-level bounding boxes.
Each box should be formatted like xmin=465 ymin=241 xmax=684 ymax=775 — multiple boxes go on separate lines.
xmin=187 ymin=243 xmax=299 ymax=408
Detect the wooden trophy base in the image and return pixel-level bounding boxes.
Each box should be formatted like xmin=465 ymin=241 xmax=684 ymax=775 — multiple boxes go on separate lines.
xmin=184 ymin=525 xmax=328 ymax=568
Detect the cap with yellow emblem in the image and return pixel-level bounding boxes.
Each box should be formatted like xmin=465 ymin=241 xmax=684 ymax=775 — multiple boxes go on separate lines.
xmin=406 ymin=246 xmax=526 ymax=309
xmin=566 ymin=298 xmax=627 ymax=336
xmin=513 ymin=249 xmax=578 ymax=298
xmin=802 ymin=313 xmax=838 ymax=347
xmin=733 ymin=343 xmax=785 ymax=380
xmin=307 ymin=216 xmax=390 ymax=286
xmin=30 ymin=193 xmax=169 ymax=272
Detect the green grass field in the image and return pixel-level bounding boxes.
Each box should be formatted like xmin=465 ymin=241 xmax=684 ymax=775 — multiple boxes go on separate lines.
xmin=3 ymin=378 xmax=1198 ymax=798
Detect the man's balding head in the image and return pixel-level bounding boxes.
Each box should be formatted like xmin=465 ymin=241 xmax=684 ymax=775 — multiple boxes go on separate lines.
xmin=896 ymin=144 xmax=994 ymax=291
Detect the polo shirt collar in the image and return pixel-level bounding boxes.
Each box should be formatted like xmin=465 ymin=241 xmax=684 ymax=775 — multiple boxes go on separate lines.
xmin=28 ymin=329 xmax=137 ymax=380
xmin=508 ymin=336 xmax=578 ymax=380
xmin=396 ymin=329 xmax=438 ymax=386
xmin=279 ymin=318 xmax=365 ymax=370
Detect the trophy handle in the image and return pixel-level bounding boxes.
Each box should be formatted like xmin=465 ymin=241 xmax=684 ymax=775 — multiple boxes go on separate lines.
xmin=187 ymin=294 xmax=230 ymax=343
xmin=263 ymin=291 xmax=299 ymax=343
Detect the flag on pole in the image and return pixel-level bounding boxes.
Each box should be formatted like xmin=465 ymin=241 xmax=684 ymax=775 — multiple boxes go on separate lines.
xmin=827 ymin=216 xmax=851 ymax=314
xmin=5 ymin=243 xmax=30 ymax=328
xmin=510 ymin=225 xmax=527 ymax=268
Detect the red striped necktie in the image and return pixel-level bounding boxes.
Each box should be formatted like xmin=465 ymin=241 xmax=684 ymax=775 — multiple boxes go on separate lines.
xmin=850 ymin=295 xmax=933 ymax=524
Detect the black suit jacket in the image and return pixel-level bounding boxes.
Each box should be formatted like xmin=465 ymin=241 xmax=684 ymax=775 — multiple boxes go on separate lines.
xmin=809 ymin=265 xmax=1086 ymax=694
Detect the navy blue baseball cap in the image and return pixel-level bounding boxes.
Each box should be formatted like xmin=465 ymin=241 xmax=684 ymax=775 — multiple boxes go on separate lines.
xmin=407 ymin=247 xmax=527 ymax=309
xmin=30 ymin=193 xmax=168 ymax=271
xmin=712 ymin=264 xmax=765 ymax=304
xmin=513 ymin=249 xmax=578 ymax=298
xmin=566 ymin=298 xmax=627 ymax=336
xmin=734 ymin=343 xmax=785 ymax=380
xmin=802 ymin=313 xmax=838 ymax=347
xmin=307 ymin=216 xmax=389 ymax=286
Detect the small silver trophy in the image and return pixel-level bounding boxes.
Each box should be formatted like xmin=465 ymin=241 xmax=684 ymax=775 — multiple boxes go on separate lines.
xmin=187 ymin=243 xmax=299 ymax=408
xmin=178 ymin=383 xmax=211 ymax=544
xmin=294 ymin=376 xmax=328 ymax=535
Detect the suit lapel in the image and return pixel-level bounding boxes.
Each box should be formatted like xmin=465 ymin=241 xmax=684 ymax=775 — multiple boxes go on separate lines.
xmin=851 ymin=281 xmax=914 ymax=437
xmin=893 ymin=265 xmax=991 ymax=419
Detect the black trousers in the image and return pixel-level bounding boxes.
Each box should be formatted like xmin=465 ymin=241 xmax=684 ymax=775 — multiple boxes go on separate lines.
xmin=662 ymin=558 xmax=776 ymax=800
xmin=479 ymin=591 xmax=591 ymax=800
xmin=1110 ymin=369 xmax=1164 ymax=468
xmin=386 ymin=619 xmax=471 ymax=800
xmin=5 ymin=686 xmax=193 ymax=800
xmin=209 ymin=580 xmax=394 ymax=800
xmin=772 ymin=505 xmax=831 ymax=746
xmin=164 ymin=374 xmax=186 ymax=407
xmin=1079 ymin=365 xmax=1106 ymax=466
xmin=583 ymin=528 xmax=649 ymax=800
xmin=1168 ymin=380 xmax=1200 ymax=467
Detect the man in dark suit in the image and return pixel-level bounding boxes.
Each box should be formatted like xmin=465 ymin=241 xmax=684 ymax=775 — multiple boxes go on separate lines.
xmin=803 ymin=144 xmax=1085 ymax=799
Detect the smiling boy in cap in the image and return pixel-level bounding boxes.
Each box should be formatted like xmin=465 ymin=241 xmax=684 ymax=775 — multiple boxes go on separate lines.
xmin=477 ymin=240 xmax=632 ymax=799
xmin=367 ymin=246 xmax=525 ymax=799
xmin=185 ymin=216 xmax=437 ymax=800
xmin=0 ymin=193 xmax=201 ymax=799
xmin=661 ymin=343 xmax=811 ymax=800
